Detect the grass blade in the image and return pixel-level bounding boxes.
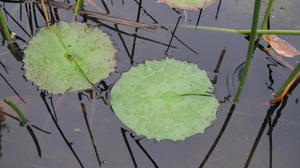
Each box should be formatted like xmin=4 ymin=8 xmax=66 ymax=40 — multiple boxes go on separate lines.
xmin=260 ymin=0 xmax=275 ymax=30
xmin=41 ymin=0 xmax=50 ymax=26
xmin=74 ymin=0 xmax=84 ymax=15
xmin=257 ymin=0 xmax=275 ymax=42
xmin=275 ymin=62 xmax=300 ymax=97
xmin=268 ymin=62 xmax=300 ymax=104
xmin=3 ymin=99 xmax=29 ymax=126
xmin=0 ymin=9 xmax=12 ymax=43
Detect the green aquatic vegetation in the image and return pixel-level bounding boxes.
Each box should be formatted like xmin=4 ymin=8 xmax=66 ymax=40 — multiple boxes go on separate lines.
xmin=0 ymin=9 xmax=12 ymax=43
xmin=157 ymin=0 xmax=215 ymax=10
xmin=270 ymin=62 xmax=300 ymax=104
xmin=180 ymin=25 xmax=300 ymax=35
xmin=24 ymin=21 xmax=117 ymax=94
xmin=3 ymin=99 xmax=29 ymax=126
xmin=233 ymin=0 xmax=262 ymax=103
xmin=110 ymin=58 xmax=219 ymax=141
xmin=74 ymin=0 xmax=84 ymax=15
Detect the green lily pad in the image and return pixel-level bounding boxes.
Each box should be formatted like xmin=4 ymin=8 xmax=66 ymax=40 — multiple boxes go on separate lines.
xmin=157 ymin=0 xmax=216 ymax=10
xmin=24 ymin=21 xmax=117 ymax=94
xmin=110 ymin=58 xmax=219 ymax=141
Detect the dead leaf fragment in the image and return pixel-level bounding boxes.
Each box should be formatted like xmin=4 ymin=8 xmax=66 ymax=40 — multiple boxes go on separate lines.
xmin=263 ymin=34 xmax=300 ymax=57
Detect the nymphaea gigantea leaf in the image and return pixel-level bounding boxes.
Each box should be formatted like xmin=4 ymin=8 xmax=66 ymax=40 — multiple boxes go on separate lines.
xmin=157 ymin=0 xmax=216 ymax=10
xmin=110 ymin=58 xmax=219 ymax=141
xmin=24 ymin=22 xmax=117 ymax=94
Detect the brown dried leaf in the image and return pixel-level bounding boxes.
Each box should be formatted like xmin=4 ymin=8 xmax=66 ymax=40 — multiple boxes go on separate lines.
xmin=263 ymin=34 xmax=300 ymax=57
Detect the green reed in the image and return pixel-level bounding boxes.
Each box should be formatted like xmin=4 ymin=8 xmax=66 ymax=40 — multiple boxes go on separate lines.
xmin=0 ymin=9 xmax=12 ymax=43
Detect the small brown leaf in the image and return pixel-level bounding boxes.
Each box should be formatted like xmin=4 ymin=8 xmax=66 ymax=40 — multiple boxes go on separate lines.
xmin=263 ymin=34 xmax=300 ymax=57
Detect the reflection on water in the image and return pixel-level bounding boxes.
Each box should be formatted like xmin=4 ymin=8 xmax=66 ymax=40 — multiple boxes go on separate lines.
xmin=0 ymin=107 xmax=8 ymax=159
xmin=0 ymin=0 xmax=300 ymax=167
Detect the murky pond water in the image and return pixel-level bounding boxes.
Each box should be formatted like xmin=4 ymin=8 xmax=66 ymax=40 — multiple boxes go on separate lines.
xmin=1 ymin=0 xmax=300 ymax=168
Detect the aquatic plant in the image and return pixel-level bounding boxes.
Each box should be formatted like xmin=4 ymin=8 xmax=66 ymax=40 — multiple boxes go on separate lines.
xmin=157 ymin=0 xmax=215 ymax=10
xmin=110 ymin=58 xmax=219 ymax=141
xmin=180 ymin=25 xmax=300 ymax=35
xmin=233 ymin=0 xmax=262 ymax=102
xmin=269 ymin=62 xmax=300 ymax=104
xmin=0 ymin=9 xmax=12 ymax=43
xmin=3 ymin=99 xmax=28 ymax=126
xmin=74 ymin=0 xmax=84 ymax=15
xmin=24 ymin=21 xmax=117 ymax=94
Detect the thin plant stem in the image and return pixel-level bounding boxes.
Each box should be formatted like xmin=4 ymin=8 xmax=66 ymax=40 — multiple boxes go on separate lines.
xmin=30 ymin=0 xmax=159 ymax=30
xmin=233 ymin=0 xmax=262 ymax=103
xmin=0 ymin=9 xmax=12 ymax=43
xmin=180 ymin=25 xmax=300 ymax=35
xmin=41 ymin=0 xmax=50 ymax=26
xmin=274 ymin=62 xmax=300 ymax=98
xmin=3 ymin=99 xmax=29 ymax=126
xmin=258 ymin=0 xmax=275 ymax=40
xmin=261 ymin=0 xmax=275 ymax=30
xmin=74 ymin=0 xmax=84 ymax=15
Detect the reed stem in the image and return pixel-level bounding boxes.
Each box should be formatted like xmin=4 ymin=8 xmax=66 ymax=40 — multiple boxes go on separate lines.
xmin=274 ymin=62 xmax=300 ymax=98
xmin=233 ymin=0 xmax=262 ymax=103
xmin=0 ymin=9 xmax=12 ymax=43
xmin=180 ymin=25 xmax=300 ymax=35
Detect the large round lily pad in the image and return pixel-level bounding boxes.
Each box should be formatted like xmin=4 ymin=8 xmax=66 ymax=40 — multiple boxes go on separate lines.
xmin=157 ymin=0 xmax=216 ymax=10
xmin=24 ymin=21 xmax=117 ymax=94
xmin=110 ymin=58 xmax=219 ymax=141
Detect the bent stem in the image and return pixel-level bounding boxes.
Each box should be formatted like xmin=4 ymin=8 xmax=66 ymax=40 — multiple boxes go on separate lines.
xmin=3 ymin=99 xmax=29 ymax=126
xmin=275 ymin=62 xmax=300 ymax=97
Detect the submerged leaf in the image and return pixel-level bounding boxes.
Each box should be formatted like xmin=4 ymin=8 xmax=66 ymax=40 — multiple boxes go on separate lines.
xmin=157 ymin=0 xmax=215 ymax=10
xmin=263 ymin=34 xmax=300 ymax=57
xmin=24 ymin=22 xmax=117 ymax=94
xmin=110 ymin=58 xmax=219 ymax=141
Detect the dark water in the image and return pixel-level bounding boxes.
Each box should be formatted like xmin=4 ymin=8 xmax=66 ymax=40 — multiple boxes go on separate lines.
xmin=0 ymin=0 xmax=300 ymax=168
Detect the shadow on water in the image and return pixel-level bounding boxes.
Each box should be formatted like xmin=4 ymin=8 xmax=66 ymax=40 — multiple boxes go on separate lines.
xmin=244 ymin=96 xmax=288 ymax=168
xmin=199 ymin=80 xmax=296 ymax=168
xmin=0 ymin=0 xmax=300 ymax=167
xmin=78 ymin=92 xmax=103 ymax=167
xmin=40 ymin=91 xmax=85 ymax=168
xmin=121 ymin=128 xmax=159 ymax=168
xmin=0 ymin=109 xmax=8 ymax=159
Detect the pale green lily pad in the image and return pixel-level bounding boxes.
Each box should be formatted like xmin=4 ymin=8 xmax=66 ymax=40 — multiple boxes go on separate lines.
xmin=24 ymin=22 xmax=117 ymax=94
xmin=110 ymin=58 xmax=219 ymax=141
xmin=157 ymin=0 xmax=216 ymax=10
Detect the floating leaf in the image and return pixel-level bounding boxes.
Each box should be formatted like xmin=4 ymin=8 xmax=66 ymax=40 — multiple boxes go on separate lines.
xmin=110 ymin=58 xmax=219 ymax=141
xmin=157 ymin=0 xmax=215 ymax=10
xmin=263 ymin=34 xmax=300 ymax=57
xmin=24 ymin=22 xmax=117 ymax=94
